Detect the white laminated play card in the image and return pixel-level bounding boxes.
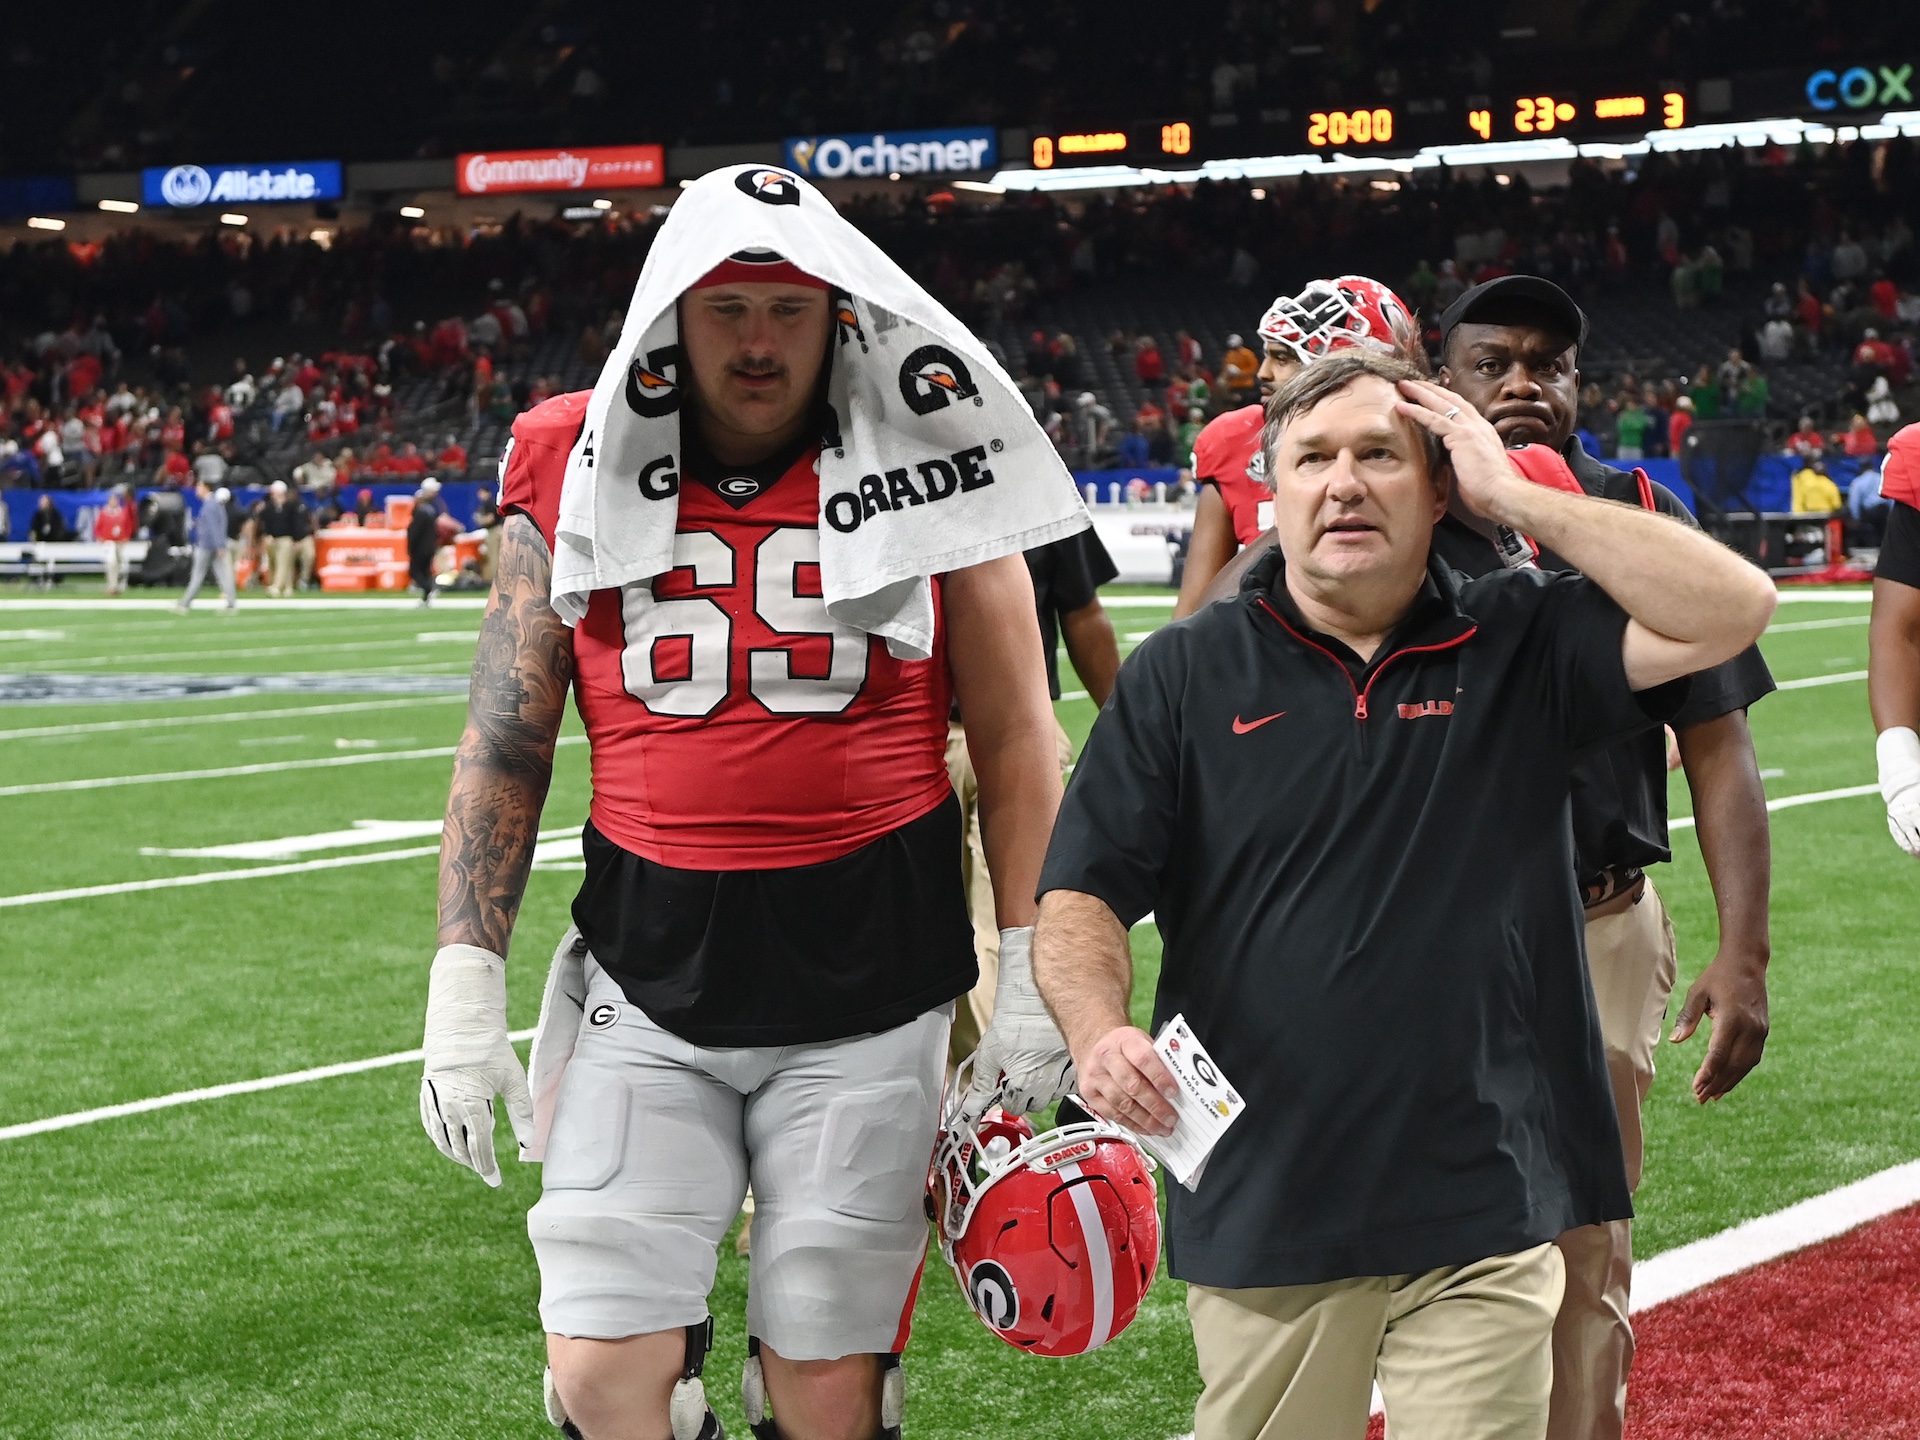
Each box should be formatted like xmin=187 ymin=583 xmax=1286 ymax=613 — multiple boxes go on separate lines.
xmin=1140 ymin=1014 xmax=1246 ymax=1191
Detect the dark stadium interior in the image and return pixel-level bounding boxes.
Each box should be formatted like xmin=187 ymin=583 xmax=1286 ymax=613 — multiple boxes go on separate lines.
xmin=4 ymin=2 xmax=1918 ymax=168
xmin=2 ymin=1 xmax=1919 ymax=526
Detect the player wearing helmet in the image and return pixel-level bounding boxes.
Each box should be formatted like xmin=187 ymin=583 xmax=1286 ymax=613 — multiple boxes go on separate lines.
xmin=1172 ymin=277 xmax=1423 ymax=618
xmin=419 ymin=169 xmax=1077 ymax=1440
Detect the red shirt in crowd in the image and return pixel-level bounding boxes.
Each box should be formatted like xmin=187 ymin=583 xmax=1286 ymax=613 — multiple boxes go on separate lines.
xmin=94 ymin=502 xmax=136 ymax=542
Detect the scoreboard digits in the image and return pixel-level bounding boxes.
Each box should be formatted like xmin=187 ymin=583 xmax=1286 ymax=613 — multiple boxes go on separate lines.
xmin=1307 ymin=108 xmax=1395 ymax=146
xmin=1513 ymin=96 xmax=1578 ymax=133
xmin=1474 ymin=88 xmax=1689 ymax=140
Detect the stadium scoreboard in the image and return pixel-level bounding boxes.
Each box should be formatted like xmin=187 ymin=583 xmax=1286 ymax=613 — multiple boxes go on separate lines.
xmin=1009 ymin=58 xmax=1914 ymax=175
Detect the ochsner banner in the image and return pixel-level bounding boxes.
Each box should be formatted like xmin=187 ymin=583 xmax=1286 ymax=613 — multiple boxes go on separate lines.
xmin=457 ymin=145 xmax=665 ymax=195
xmin=784 ymin=127 xmax=997 ymax=180
xmin=143 ymin=161 xmax=343 ymax=208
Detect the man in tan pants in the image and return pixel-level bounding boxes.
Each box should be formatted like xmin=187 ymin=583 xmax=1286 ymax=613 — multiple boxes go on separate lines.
xmin=1023 ymin=354 xmax=1778 ymax=1440
xmin=947 ymin=529 xmax=1119 ymax=1065
xmin=1435 ymin=276 xmax=1777 ymax=1440
xmin=260 ymin=481 xmax=304 ymax=598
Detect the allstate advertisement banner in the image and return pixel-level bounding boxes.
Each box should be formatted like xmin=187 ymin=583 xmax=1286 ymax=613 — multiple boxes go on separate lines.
xmin=143 ymin=161 xmax=343 ymax=208
xmin=784 ymin=127 xmax=996 ymax=180
xmin=456 ymin=145 xmax=665 ymax=195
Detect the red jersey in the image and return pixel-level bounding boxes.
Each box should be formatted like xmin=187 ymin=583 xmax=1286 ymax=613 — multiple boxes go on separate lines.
xmin=501 ymin=393 xmax=955 ymax=871
xmin=94 ymin=504 xmax=136 ymax=542
xmin=1191 ymin=402 xmax=1271 ymax=548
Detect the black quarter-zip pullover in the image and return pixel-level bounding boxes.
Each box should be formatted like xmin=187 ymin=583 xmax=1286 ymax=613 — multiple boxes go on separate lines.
xmin=1040 ymin=545 xmax=1686 ymax=1288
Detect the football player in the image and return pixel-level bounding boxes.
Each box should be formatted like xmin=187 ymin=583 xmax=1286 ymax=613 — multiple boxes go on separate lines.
xmin=1871 ymin=423 xmax=1920 ymax=857
xmin=419 ymin=255 xmax=1067 ymax=1440
xmin=1172 ymin=277 xmax=1424 ymax=618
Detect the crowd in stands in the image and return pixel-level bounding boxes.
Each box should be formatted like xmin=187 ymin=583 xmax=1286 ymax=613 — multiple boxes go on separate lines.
xmin=13 ymin=2 xmax=1908 ymax=173
xmin=2 ymin=138 xmax=1918 ymax=506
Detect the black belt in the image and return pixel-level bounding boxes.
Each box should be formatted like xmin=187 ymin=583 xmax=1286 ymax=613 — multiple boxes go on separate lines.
xmin=1582 ymin=866 xmax=1643 ymax=909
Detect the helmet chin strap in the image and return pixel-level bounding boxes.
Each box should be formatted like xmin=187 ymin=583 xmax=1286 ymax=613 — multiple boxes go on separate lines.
xmin=742 ymin=1338 xmax=903 ymax=1440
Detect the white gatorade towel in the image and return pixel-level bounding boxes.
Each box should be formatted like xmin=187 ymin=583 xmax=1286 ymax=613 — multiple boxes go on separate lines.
xmin=550 ymin=163 xmax=1088 ymax=658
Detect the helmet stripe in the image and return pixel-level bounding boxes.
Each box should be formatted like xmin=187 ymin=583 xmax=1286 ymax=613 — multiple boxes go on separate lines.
xmin=1057 ymin=1163 xmax=1115 ymax=1349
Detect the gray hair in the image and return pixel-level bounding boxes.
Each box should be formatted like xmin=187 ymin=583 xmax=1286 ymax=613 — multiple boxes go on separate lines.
xmin=1262 ymin=351 xmax=1445 ymax=484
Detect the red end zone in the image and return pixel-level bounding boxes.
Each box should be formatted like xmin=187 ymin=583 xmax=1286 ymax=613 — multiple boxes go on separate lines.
xmin=1625 ymin=1203 xmax=1920 ymax=1439
xmin=1360 ymin=1204 xmax=1920 ymax=1440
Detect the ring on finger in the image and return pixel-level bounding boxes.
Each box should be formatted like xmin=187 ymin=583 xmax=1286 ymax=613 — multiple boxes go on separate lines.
xmin=1443 ymin=406 xmax=1462 ymax=420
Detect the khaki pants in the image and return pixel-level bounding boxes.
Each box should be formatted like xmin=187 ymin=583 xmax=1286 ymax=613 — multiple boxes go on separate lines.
xmin=268 ymin=536 xmax=296 ymax=597
xmin=1188 ymin=1244 xmax=1566 ymax=1440
xmin=1548 ymin=878 xmax=1678 ymax=1440
xmin=944 ymin=719 xmax=1076 ymax=1066
xmin=101 ymin=541 xmax=127 ymax=595
xmin=294 ymin=535 xmax=316 ymax=590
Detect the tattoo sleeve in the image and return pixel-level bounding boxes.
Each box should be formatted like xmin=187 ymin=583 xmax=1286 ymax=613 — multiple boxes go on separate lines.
xmin=436 ymin=513 xmax=575 ymax=954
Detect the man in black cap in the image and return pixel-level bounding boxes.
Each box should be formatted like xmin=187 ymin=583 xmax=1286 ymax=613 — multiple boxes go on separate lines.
xmin=1435 ymin=275 xmax=1776 ymax=1440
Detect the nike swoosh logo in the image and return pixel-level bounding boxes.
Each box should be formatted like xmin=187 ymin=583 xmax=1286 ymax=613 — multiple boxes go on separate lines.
xmin=1232 ymin=711 xmax=1286 ymax=734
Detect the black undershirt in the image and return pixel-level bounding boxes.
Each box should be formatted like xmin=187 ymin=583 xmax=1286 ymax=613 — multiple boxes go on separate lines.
xmin=1879 ymin=500 xmax=1920 ymax=588
xmin=568 ymin=419 xmax=976 ymax=1047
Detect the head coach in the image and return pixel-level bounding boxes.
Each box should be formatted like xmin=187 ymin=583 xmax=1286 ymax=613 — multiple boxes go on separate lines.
xmin=1031 ymin=351 xmax=1776 ymax=1440
xmin=1437 ymin=275 xmax=1777 ymax=1440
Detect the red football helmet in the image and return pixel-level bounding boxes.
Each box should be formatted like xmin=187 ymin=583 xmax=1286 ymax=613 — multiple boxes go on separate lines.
xmin=1258 ymin=275 xmax=1420 ymax=363
xmin=929 ymin=1065 xmax=1160 ymax=1357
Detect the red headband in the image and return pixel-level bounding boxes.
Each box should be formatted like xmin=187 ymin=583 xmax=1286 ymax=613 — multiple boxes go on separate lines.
xmin=689 ymin=255 xmax=830 ymax=292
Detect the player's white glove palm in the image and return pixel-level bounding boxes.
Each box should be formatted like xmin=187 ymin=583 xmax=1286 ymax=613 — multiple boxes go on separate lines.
xmin=961 ymin=927 xmax=1075 ymax=1121
xmin=420 ymin=944 xmax=535 ymax=1187
xmin=1879 ymin=727 xmax=1920 ymax=857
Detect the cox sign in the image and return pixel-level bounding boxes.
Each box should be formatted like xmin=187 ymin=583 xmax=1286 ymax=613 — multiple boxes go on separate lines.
xmin=143 ymin=161 xmax=343 ymax=208
xmin=1806 ymin=63 xmax=1914 ymax=111
xmin=784 ymin=127 xmax=996 ymax=180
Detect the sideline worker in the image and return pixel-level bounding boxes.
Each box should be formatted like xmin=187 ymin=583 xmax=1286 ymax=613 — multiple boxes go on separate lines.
xmin=1435 ymin=276 xmax=1776 ymax=1440
xmin=1030 ymin=352 xmax=1776 ymax=1440
xmin=1870 ymin=422 xmax=1920 ymax=857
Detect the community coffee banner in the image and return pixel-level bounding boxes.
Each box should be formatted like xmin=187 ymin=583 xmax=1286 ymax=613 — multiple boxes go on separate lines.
xmin=456 ymin=145 xmax=665 ymax=196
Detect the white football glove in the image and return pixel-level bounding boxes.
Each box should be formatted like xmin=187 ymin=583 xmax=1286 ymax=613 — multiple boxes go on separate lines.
xmin=960 ymin=927 xmax=1076 ymax=1121
xmin=1879 ymin=727 xmax=1920 ymax=858
xmin=420 ymin=944 xmax=535 ymax=1186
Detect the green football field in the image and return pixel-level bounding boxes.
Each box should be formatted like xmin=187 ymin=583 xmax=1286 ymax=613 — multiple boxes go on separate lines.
xmin=1 ymin=582 xmax=1914 ymax=1440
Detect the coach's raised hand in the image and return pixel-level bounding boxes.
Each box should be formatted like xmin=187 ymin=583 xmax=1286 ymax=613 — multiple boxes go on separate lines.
xmin=420 ymin=944 xmax=536 ymax=1186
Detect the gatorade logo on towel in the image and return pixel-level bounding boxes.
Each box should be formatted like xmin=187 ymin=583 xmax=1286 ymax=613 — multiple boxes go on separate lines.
xmin=736 ymin=168 xmax=803 ymax=206
xmin=898 ymin=344 xmax=981 ymax=416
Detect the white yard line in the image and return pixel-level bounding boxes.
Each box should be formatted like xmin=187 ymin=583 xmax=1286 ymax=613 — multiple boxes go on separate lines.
xmin=1669 ymin=781 xmax=1880 ymax=831
xmin=1775 ymin=669 xmax=1868 ymax=690
xmin=1767 ymin=615 xmax=1870 ymax=633
xmin=0 ymin=734 xmax=583 ymax=797
xmin=0 ymin=825 xmax=580 ymax=908
xmin=0 ymin=694 xmax=468 ymax=741
xmin=1769 ymin=591 xmax=1873 ymax=603
xmin=0 ymin=843 xmax=445 ymax=907
xmin=38 ymin=636 xmax=474 ymax=668
xmin=0 ymin=1029 xmax=537 ymax=1141
xmin=1630 ymin=1160 xmax=1920 ymax=1311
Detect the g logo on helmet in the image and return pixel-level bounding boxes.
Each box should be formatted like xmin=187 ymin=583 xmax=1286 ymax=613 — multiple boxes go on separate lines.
xmin=625 ymin=344 xmax=685 ymax=418
xmin=966 ymin=1260 xmax=1020 ymax=1331
xmin=898 ymin=345 xmax=980 ymax=417
xmin=736 ymin=167 xmax=802 ymax=206
xmin=161 ymin=165 xmax=213 ymax=208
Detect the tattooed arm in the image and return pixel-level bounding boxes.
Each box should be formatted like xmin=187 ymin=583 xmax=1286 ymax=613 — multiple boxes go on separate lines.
xmin=436 ymin=513 xmax=575 ymax=955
